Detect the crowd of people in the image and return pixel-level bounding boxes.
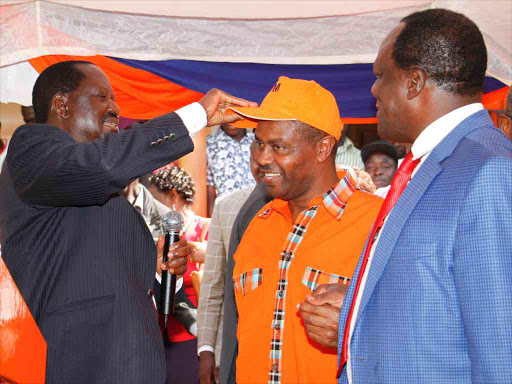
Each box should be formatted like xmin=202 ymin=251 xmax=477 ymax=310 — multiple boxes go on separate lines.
xmin=0 ymin=7 xmax=511 ymax=384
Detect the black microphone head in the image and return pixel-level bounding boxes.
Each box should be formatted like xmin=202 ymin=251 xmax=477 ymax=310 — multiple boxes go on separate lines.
xmin=162 ymin=210 xmax=184 ymax=233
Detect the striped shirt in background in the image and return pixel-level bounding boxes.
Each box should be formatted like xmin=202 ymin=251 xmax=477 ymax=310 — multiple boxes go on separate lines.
xmin=197 ymin=186 xmax=254 ymax=365
xmin=335 ymin=137 xmax=364 ymax=169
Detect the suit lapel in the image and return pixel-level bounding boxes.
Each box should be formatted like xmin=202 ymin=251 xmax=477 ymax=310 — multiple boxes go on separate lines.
xmin=353 ymin=110 xmax=492 ymax=325
xmin=354 ymin=158 xmax=442 ymax=324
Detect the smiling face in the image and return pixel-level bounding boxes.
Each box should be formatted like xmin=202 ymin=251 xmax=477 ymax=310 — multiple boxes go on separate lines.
xmin=63 ymin=64 xmax=120 ymax=142
xmin=253 ymin=120 xmax=320 ymax=202
xmin=372 ymin=24 xmax=413 ymax=144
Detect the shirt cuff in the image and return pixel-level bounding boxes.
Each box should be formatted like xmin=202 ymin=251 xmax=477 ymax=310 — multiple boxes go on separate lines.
xmin=174 ymin=102 xmax=207 ymax=137
xmin=198 ymin=345 xmax=215 ymax=356
xmin=154 ymin=272 xmax=183 ymax=292
xmin=189 ymin=322 xmax=198 ymax=337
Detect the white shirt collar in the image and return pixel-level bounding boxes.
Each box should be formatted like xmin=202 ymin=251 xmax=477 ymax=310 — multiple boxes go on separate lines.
xmin=411 ymin=103 xmax=483 ymax=160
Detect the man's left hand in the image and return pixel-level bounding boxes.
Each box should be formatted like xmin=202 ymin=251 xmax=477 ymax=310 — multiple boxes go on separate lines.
xmin=298 ymin=283 xmax=348 ymax=348
xmin=156 ymin=237 xmax=190 ymax=276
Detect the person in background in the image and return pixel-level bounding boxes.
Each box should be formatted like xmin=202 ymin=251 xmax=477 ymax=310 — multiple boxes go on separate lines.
xmin=123 ymin=176 xmax=196 ymax=341
xmin=361 ymin=140 xmax=398 ymax=189
xmin=206 ymin=123 xmax=255 ymax=217
xmin=335 ymin=129 xmax=364 ymax=169
xmin=497 ymin=87 xmax=512 ymax=140
xmin=1 ymin=106 xmax=37 ymax=171
xmin=21 ymin=105 xmax=35 ymax=124
xmin=197 ymin=142 xmax=263 ymax=384
xmin=123 ymin=177 xmax=170 ymax=241
xmin=147 ymin=165 xmax=210 ymax=384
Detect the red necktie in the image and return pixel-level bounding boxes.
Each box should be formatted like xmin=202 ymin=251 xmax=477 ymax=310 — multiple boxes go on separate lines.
xmin=338 ymin=152 xmax=420 ymax=376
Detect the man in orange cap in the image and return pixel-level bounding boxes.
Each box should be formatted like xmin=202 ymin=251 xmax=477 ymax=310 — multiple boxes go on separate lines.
xmin=228 ymin=77 xmax=382 ymax=384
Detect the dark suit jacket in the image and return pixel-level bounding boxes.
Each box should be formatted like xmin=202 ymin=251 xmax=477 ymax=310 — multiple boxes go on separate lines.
xmin=218 ymin=183 xmax=272 ymax=384
xmin=0 ymin=113 xmax=194 ymax=384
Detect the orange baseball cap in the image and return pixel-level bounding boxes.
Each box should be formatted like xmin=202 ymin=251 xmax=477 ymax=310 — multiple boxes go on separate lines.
xmin=229 ymin=76 xmax=343 ymax=140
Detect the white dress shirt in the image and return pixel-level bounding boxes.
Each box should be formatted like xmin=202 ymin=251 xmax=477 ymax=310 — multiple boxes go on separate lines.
xmin=175 ymin=102 xmax=207 ymax=137
xmin=347 ymin=103 xmax=484 ymax=383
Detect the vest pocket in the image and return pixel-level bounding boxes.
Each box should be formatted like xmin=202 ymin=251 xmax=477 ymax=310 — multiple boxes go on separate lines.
xmin=302 ymin=266 xmax=350 ymax=291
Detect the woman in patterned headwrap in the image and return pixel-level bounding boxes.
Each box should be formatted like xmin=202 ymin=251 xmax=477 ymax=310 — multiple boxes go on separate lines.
xmin=148 ymin=165 xmax=210 ymax=384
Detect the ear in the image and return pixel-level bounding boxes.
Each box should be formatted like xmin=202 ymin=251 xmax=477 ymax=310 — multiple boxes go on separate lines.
xmin=316 ymin=135 xmax=337 ymax=163
xmin=406 ymin=68 xmax=427 ymax=100
xmin=498 ymin=114 xmax=512 ymax=140
xmin=51 ymin=93 xmax=70 ymax=119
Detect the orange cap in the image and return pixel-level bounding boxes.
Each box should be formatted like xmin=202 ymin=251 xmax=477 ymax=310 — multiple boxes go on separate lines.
xmin=229 ymin=76 xmax=343 ymax=140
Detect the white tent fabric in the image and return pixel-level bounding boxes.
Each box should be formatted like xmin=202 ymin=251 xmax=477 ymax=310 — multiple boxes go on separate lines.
xmin=0 ymin=61 xmax=39 ymax=106
xmin=0 ymin=0 xmax=510 ymax=105
xmin=1 ymin=0 xmax=433 ymax=19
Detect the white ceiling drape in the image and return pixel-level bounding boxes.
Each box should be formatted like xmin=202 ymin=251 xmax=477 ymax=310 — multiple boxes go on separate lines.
xmin=1 ymin=0 xmax=510 ymax=105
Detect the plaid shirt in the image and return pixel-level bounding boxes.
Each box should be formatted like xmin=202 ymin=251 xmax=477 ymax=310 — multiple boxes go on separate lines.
xmin=233 ymin=171 xmax=382 ymax=384
xmin=197 ymin=186 xmax=254 ymax=365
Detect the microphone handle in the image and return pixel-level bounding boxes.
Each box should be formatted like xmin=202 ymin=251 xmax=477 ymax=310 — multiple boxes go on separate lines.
xmin=159 ymin=231 xmax=179 ymax=337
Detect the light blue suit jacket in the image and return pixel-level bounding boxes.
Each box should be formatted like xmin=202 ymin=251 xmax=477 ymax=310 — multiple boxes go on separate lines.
xmin=338 ymin=110 xmax=512 ymax=384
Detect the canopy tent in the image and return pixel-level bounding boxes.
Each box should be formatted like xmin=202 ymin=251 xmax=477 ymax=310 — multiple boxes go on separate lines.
xmin=1 ymin=0 xmax=509 ymax=216
xmin=1 ymin=0 xmax=510 ymax=113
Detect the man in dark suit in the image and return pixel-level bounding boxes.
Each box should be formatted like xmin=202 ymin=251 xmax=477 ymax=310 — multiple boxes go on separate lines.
xmin=218 ymin=182 xmax=271 ymax=384
xmin=300 ymin=9 xmax=512 ymax=384
xmin=0 ymin=60 xmax=255 ymax=384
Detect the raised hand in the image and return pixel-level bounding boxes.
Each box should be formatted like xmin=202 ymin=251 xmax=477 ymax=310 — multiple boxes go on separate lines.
xmin=198 ymin=89 xmax=257 ymax=127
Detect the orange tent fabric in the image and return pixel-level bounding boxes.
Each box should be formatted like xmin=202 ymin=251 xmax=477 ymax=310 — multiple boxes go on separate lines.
xmin=0 ymin=256 xmax=47 ymax=384
xmin=30 ymin=55 xmax=204 ymax=119
xmin=29 ymin=55 xmax=509 ymax=124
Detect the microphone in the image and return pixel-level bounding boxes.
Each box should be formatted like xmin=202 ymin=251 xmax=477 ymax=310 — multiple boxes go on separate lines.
xmin=159 ymin=210 xmax=185 ymax=337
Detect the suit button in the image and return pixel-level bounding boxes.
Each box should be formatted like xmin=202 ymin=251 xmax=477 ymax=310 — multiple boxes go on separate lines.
xmin=278 ymin=290 xmax=284 ymax=297
xmin=169 ymin=133 xmax=176 ymax=141
xmin=272 ymin=363 xmax=278 ymax=372
xmin=146 ymin=288 xmax=153 ymax=296
xmin=274 ymin=323 xmax=280 ymax=330
xmin=164 ymin=135 xmax=170 ymax=141
xmin=156 ymin=138 xmax=163 ymax=145
xmin=151 ymin=141 xmax=157 ymax=147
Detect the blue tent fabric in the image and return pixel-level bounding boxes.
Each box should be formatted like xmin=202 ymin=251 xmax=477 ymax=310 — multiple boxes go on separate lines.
xmin=112 ymin=58 xmax=507 ymax=119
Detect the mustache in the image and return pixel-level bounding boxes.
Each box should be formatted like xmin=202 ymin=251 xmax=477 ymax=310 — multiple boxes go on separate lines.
xmin=259 ymin=165 xmax=280 ymax=173
xmin=103 ymin=111 xmax=119 ymax=121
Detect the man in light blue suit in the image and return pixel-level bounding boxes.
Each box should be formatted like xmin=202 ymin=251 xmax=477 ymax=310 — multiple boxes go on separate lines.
xmin=299 ymin=8 xmax=512 ymax=384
